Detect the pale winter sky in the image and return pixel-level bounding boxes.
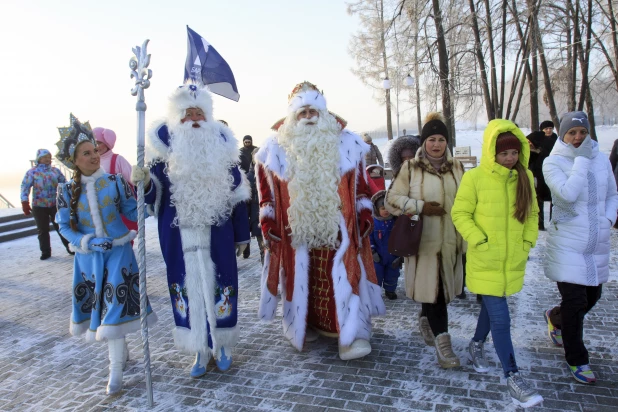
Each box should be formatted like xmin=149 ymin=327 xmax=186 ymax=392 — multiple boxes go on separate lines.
xmin=0 ymin=0 xmax=399 ymax=205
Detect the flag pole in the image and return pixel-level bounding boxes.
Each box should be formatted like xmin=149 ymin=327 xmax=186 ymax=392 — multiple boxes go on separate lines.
xmin=129 ymin=39 xmax=154 ymax=408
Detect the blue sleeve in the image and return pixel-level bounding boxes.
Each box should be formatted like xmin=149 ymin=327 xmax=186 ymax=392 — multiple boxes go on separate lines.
xmin=117 ymin=175 xmax=138 ymax=221
xmin=369 ymin=219 xmax=377 ymax=250
xmin=20 ymin=170 xmax=33 ymax=202
xmin=144 ymin=161 xmax=165 ymax=206
xmin=55 ymin=168 xmax=67 ymax=184
xmin=232 ymin=201 xmax=250 ymax=244
xmin=55 ymin=184 xmax=89 ymax=247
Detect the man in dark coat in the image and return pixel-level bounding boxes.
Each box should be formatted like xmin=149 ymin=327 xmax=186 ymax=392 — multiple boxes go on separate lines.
xmin=239 ymin=135 xmax=257 ymax=174
xmin=526 ymin=120 xmax=558 ymax=230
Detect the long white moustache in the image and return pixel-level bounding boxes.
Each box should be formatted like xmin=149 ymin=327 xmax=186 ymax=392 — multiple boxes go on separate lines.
xmin=298 ymin=116 xmax=319 ymax=126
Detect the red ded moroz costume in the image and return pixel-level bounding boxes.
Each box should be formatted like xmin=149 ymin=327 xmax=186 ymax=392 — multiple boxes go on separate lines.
xmin=256 ymin=82 xmax=386 ymax=358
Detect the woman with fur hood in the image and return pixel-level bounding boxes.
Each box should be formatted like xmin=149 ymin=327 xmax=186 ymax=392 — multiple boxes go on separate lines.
xmin=542 ymin=112 xmax=618 ymax=384
xmin=386 ymin=134 xmax=421 ymax=179
xmin=385 ymin=113 xmax=465 ymax=369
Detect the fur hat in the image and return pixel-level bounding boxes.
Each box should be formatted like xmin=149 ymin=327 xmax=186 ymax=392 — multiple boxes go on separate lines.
xmin=539 ymin=120 xmax=554 ymax=130
xmin=495 ymin=133 xmax=521 ymax=154
xmin=420 ymin=112 xmax=449 ymax=144
xmin=559 ymin=111 xmax=589 ymax=140
xmin=36 ymin=149 xmax=51 ymax=163
xmin=287 ymin=81 xmax=327 ymax=114
xmin=167 ymin=80 xmax=214 ymax=127
xmin=387 ymin=135 xmax=421 ymax=177
xmin=93 ymin=127 xmax=116 ymax=150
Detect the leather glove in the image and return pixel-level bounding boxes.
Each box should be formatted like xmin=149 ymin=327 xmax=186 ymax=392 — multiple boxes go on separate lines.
xmin=372 ymin=251 xmax=381 ymax=263
xmin=21 ymin=201 xmax=31 ymax=216
xmin=422 ymin=201 xmax=447 ymax=217
xmin=261 ymin=218 xmax=281 ymax=242
xmin=235 ymin=243 xmax=247 ymax=257
xmin=574 ymin=136 xmax=593 ymax=159
xmin=131 ymin=166 xmax=151 ymax=187
xmin=88 ymin=237 xmax=113 ymax=253
xmin=391 ymin=256 xmax=403 ymax=269
xmin=359 ymin=209 xmax=373 ymax=238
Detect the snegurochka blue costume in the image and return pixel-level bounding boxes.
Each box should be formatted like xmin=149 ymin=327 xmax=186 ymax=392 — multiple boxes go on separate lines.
xmin=135 ymin=81 xmax=250 ymax=378
xmin=55 ymin=114 xmax=157 ymax=396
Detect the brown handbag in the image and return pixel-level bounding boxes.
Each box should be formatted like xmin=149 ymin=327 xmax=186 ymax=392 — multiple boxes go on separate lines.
xmin=388 ymin=213 xmax=423 ymax=257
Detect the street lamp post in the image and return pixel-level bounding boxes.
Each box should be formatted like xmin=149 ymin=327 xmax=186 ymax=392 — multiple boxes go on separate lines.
xmin=383 ymin=72 xmax=415 ymax=138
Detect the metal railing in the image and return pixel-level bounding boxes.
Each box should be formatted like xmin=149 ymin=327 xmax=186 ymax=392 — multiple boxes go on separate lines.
xmin=0 ymin=194 xmax=15 ymax=209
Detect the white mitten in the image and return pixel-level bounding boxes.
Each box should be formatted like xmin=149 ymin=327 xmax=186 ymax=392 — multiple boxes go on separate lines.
xmin=131 ymin=166 xmax=151 ymax=187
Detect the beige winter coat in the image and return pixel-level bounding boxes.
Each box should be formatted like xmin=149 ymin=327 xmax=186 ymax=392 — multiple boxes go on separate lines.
xmin=385 ymin=147 xmax=465 ymax=303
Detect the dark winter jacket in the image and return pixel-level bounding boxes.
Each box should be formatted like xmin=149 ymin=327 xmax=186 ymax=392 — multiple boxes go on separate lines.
xmin=239 ymin=145 xmax=258 ymax=174
xmin=246 ymin=164 xmax=261 ymax=237
xmin=365 ymin=143 xmax=384 ymax=167
xmin=609 ymin=139 xmax=618 ymax=188
xmin=526 ymin=131 xmax=557 ymax=201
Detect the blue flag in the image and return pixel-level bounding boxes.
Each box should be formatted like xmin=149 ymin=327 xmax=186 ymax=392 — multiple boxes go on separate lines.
xmin=184 ymin=26 xmax=240 ymax=102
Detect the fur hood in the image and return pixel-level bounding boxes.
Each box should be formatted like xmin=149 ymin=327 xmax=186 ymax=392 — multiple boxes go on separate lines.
xmin=387 ymin=135 xmax=421 ymax=177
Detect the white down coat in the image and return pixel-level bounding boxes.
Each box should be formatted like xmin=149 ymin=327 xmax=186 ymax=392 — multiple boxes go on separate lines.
xmin=543 ymin=138 xmax=618 ymax=286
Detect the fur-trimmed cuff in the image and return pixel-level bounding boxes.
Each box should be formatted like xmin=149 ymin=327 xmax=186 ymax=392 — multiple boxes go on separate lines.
xmin=356 ymin=197 xmax=373 ymax=213
xmin=72 ymin=233 xmax=95 ymax=254
xmin=231 ymin=171 xmax=251 ymax=206
xmin=112 ymin=230 xmax=137 ymax=247
xmin=211 ymin=326 xmax=240 ymax=357
xmin=259 ymin=204 xmax=275 ymax=221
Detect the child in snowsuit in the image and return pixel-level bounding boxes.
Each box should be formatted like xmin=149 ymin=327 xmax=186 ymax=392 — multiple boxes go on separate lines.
xmin=370 ymin=190 xmax=402 ymax=300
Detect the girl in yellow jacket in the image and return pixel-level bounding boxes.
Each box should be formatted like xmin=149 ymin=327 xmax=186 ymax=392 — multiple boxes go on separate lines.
xmin=451 ymin=119 xmax=542 ymax=409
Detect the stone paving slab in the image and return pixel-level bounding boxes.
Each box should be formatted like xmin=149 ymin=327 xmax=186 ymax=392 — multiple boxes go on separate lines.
xmin=0 ymin=219 xmax=617 ymax=411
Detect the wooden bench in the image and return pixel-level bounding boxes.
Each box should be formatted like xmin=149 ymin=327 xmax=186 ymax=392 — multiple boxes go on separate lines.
xmin=454 ymin=156 xmax=478 ymax=170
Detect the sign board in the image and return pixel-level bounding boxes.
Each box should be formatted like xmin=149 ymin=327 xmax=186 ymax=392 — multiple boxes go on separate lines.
xmin=454 ymin=146 xmax=471 ymax=157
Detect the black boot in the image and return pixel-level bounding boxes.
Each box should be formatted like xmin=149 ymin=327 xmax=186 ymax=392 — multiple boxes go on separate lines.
xmin=243 ymin=243 xmax=250 ymax=259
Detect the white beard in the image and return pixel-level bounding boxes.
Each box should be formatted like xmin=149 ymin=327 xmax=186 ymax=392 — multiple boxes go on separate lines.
xmin=167 ymin=121 xmax=238 ymax=229
xmin=278 ymin=110 xmax=342 ymax=249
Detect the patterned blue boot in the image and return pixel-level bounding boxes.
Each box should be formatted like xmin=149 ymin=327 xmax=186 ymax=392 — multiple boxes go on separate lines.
xmin=190 ymin=351 xmax=210 ymax=378
xmin=215 ymin=347 xmax=233 ymax=372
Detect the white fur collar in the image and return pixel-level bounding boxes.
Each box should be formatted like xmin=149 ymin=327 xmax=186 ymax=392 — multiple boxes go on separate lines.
xmin=146 ymin=120 xmax=239 ymax=164
xmin=80 ymin=168 xmax=106 ymax=183
xmin=255 ymin=129 xmax=369 ymax=180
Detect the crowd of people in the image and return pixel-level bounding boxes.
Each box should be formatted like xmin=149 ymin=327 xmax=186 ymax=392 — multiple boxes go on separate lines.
xmin=18 ymin=80 xmax=617 ymax=409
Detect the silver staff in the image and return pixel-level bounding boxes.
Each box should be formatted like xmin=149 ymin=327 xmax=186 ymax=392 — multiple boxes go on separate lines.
xmin=129 ymin=39 xmax=154 ymax=408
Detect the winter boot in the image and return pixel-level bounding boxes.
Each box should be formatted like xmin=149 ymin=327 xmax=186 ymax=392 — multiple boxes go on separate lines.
xmin=215 ymin=347 xmax=233 ymax=372
xmin=385 ymin=291 xmax=397 ymax=300
xmin=434 ymin=333 xmax=460 ymax=369
xmin=305 ymin=326 xmax=319 ymax=343
xmin=339 ymin=339 xmax=372 ymax=360
xmin=418 ymin=312 xmax=435 ymax=346
xmin=106 ymin=338 xmax=125 ymax=395
xmin=506 ymin=371 xmax=543 ymax=408
xmin=468 ymin=339 xmax=490 ymax=373
xmin=190 ymin=351 xmax=211 ymax=378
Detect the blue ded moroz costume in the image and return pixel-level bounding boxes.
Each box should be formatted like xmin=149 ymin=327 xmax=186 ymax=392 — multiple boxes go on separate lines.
xmin=55 ymin=114 xmax=156 ymax=395
xmin=144 ymin=82 xmax=250 ymax=375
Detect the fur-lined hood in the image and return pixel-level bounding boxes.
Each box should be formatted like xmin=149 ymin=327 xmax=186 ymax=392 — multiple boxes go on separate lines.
xmin=387 ymin=135 xmax=421 ymax=178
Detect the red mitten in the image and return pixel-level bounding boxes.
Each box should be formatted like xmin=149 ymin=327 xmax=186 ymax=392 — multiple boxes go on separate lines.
xmin=21 ymin=201 xmax=31 ymax=216
xmin=261 ymin=217 xmax=282 ymax=242
xmin=359 ymin=209 xmax=373 ymax=238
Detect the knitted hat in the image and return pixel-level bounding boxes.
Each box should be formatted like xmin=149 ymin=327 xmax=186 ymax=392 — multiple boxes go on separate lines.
xmin=92 ymin=127 xmax=116 ymax=150
xmin=362 ymin=133 xmax=372 ymax=143
xmin=36 ymin=149 xmax=51 ymax=163
xmin=559 ymin=111 xmax=589 ymax=140
xmin=495 ymin=133 xmax=521 ymax=154
xmin=243 ymin=135 xmax=253 ymax=143
xmin=539 ymin=120 xmax=554 ymax=130
xmin=420 ymin=112 xmax=448 ymax=144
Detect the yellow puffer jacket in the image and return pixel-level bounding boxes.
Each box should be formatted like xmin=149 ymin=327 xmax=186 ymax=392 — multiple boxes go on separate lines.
xmin=451 ymin=119 xmax=539 ymax=297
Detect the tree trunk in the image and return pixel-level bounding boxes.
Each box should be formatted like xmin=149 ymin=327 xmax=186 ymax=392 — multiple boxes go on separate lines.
xmin=469 ymin=0 xmax=494 ymax=120
xmin=608 ymin=0 xmax=618 ymax=91
xmin=499 ymin=0 xmax=508 ymax=118
xmin=566 ymin=0 xmax=576 ymax=111
xmin=527 ymin=0 xmax=540 ymax=130
xmin=484 ymin=0 xmax=500 ymax=118
xmin=379 ymin=0 xmax=393 ymax=140
xmin=533 ymin=4 xmax=559 ymax=127
xmin=432 ymin=0 xmax=455 ymax=148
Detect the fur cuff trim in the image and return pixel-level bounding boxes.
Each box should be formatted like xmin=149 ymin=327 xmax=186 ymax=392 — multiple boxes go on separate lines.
xmin=356 ymin=197 xmax=373 ymax=213
xmin=258 ymin=250 xmax=278 ymax=321
xmin=112 ymin=230 xmax=137 ymax=247
xmin=71 ymin=311 xmax=158 ymax=341
xmin=74 ymin=233 xmax=95 ymax=254
xmin=259 ymin=204 xmax=275 ymax=221
xmin=146 ymin=120 xmax=170 ymax=164
xmin=211 ymin=326 xmax=240 ymax=356
xmin=149 ymin=174 xmax=163 ymax=217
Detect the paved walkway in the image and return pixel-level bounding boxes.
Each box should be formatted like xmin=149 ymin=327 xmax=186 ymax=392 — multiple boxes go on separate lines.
xmin=0 ymin=219 xmax=617 ymax=411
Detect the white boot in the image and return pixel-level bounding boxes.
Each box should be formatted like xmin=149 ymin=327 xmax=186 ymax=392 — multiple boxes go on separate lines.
xmin=339 ymin=339 xmax=372 ymax=360
xmin=123 ymin=341 xmax=129 ymax=370
xmin=107 ymin=338 xmax=125 ymax=395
